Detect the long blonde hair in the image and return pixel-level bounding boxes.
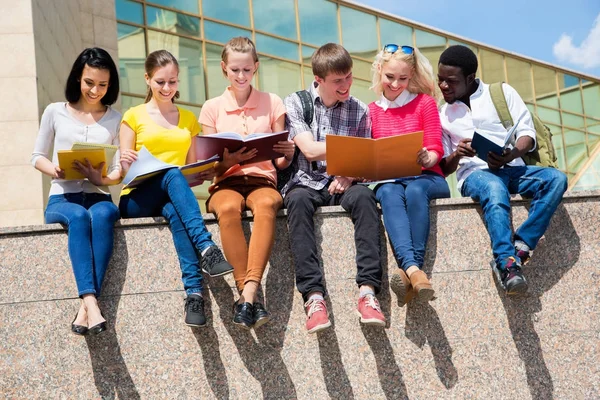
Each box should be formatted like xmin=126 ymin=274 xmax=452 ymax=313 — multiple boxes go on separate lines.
xmin=370 ymin=46 xmax=438 ymax=99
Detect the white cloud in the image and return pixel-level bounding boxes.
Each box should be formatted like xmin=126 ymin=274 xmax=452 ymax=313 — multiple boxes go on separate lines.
xmin=553 ymin=13 xmax=600 ymax=69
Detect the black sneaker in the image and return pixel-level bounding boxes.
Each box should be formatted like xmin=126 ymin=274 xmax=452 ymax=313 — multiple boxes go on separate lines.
xmin=184 ymin=294 xmax=206 ymax=327
xmin=252 ymin=301 xmax=271 ymax=329
xmin=233 ymin=301 xmax=254 ymax=330
xmin=200 ymin=246 xmax=234 ymax=277
xmin=492 ymin=256 xmax=528 ymax=295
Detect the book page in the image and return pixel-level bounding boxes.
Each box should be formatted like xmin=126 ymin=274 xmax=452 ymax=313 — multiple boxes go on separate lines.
xmin=71 ymin=142 xmax=118 ymax=165
xmin=121 ymin=146 xmax=176 ymax=188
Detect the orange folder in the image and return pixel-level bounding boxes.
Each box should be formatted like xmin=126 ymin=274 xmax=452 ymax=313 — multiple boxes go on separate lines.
xmin=325 ymin=131 xmax=424 ymax=181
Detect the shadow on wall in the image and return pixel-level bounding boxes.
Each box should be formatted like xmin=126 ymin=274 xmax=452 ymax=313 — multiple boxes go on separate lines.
xmin=497 ymin=202 xmax=580 ymax=400
xmin=86 ymin=229 xmax=141 ymax=399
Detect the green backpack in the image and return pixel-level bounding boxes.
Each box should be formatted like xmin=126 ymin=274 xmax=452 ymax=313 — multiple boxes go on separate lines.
xmin=489 ymin=82 xmax=558 ymax=168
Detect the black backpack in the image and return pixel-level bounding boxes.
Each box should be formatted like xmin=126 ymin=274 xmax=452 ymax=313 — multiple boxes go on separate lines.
xmin=276 ymin=90 xmax=314 ymax=192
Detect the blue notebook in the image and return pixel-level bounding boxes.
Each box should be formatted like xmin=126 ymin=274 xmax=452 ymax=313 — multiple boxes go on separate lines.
xmin=471 ymin=113 xmax=526 ymax=162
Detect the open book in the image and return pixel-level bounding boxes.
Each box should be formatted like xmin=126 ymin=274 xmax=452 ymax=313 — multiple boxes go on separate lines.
xmin=57 ymin=142 xmax=118 ymax=180
xmin=325 ymin=131 xmax=424 ymax=181
xmin=471 ymin=112 xmax=526 ymax=162
xmin=195 ymin=131 xmax=289 ymax=165
xmin=122 ymin=146 xmax=218 ymax=189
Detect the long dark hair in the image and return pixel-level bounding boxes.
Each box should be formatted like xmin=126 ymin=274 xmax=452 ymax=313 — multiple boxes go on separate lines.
xmin=144 ymin=50 xmax=180 ymax=103
xmin=65 ymin=47 xmax=120 ymax=105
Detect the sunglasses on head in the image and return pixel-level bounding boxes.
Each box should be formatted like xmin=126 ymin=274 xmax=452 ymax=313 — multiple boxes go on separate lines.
xmin=383 ymin=44 xmax=414 ymax=55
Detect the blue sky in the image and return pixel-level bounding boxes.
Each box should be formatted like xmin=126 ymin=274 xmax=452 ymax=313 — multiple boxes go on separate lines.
xmin=357 ymin=0 xmax=600 ymax=78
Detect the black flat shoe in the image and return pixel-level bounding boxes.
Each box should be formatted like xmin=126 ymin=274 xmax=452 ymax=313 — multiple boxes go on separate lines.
xmin=71 ymin=314 xmax=88 ymax=336
xmin=252 ymin=302 xmax=270 ymax=329
xmin=233 ymin=301 xmax=254 ymax=330
xmin=88 ymin=320 xmax=107 ymax=335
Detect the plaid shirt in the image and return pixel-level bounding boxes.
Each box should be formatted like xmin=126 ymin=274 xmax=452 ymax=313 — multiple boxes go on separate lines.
xmin=281 ymin=81 xmax=371 ymax=196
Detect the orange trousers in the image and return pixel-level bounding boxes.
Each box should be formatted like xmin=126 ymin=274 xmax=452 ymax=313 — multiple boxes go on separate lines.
xmin=207 ymin=176 xmax=283 ymax=292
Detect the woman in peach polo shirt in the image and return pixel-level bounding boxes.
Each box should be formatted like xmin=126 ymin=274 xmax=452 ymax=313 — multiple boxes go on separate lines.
xmin=199 ymin=37 xmax=294 ymax=330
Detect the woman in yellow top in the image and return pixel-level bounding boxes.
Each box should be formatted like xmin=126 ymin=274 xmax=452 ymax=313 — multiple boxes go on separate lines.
xmin=119 ymin=50 xmax=233 ymax=328
xmin=199 ymin=37 xmax=294 ymax=329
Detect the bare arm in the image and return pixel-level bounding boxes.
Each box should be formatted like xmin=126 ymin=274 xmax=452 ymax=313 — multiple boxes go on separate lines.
xmin=293 ymin=131 xmax=326 ymax=161
xmin=119 ymin=122 xmax=138 ymax=178
xmin=439 ymin=138 xmax=476 ymax=176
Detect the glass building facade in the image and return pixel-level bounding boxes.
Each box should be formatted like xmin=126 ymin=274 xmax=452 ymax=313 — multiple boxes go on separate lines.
xmin=115 ymin=0 xmax=600 ymax=201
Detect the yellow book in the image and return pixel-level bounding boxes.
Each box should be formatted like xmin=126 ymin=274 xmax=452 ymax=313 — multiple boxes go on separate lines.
xmin=57 ymin=143 xmax=117 ymax=180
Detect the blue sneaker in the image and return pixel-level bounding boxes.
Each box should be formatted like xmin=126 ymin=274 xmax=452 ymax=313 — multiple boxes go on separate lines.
xmin=491 ymin=256 xmax=528 ymax=295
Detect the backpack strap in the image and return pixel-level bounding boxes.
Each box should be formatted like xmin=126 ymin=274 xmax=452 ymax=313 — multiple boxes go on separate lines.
xmin=489 ymin=82 xmax=513 ymax=130
xmin=296 ymin=90 xmax=314 ymax=127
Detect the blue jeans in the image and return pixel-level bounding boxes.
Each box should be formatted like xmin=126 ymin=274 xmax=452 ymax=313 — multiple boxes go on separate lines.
xmin=461 ymin=166 xmax=567 ymax=266
xmin=45 ymin=193 xmax=120 ymax=297
xmin=375 ymin=171 xmax=450 ymax=270
xmin=119 ymin=168 xmax=214 ymax=295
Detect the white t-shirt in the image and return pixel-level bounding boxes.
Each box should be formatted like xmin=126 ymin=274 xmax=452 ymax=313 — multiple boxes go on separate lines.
xmin=440 ymin=79 xmax=536 ymax=191
xmin=31 ymin=102 xmax=121 ymax=196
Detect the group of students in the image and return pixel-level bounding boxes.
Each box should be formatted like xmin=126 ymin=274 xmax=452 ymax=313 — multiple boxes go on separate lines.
xmin=32 ymin=37 xmax=567 ymax=337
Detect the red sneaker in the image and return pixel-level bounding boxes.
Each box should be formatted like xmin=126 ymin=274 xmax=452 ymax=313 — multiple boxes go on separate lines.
xmin=356 ymin=294 xmax=386 ymax=326
xmin=304 ymin=298 xmax=331 ymax=334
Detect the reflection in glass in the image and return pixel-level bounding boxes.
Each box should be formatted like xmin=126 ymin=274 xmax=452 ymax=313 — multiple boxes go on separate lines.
xmin=560 ymin=87 xmax=583 ymax=114
xmin=259 ymin=58 xmax=301 ymax=100
xmin=255 ymin=34 xmax=298 ymax=61
xmin=416 ymin=30 xmax=446 ymax=76
xmin=202 ymin=0 xmax=249 ymax=26
xmin=561 ymin=111 xmax=585 ymax=129
xmin=351 ymin=78 xmax=376 ymax=104
xmin=582 ymin=83 xmax=600 ymax=119
xmin=149 ymin=0 xmax=199 ymax=14
xmin=146 ymin=6 xmax=200 ymax=36
xmin=536 ymin=105 xmax=561 ymax=125
xmin=115 ymin=0 xmax=143 ymax=24
xmin=204 ymin=20 xmax=250 ymax=44
xmin=340 ymin=7 xmax=377 ymax=54
xmin=586 ymin=118 xmax=600 ymax=135
xmin=379 ymin=19 xmax=412 ymax=47
xmin=506 ymin=57 xmax=533 ymax=102
xmin=550 ymin=127 xmax=567 ymax=171
xmin=299 ymin=0 xmax=338 ymax=46
xmin=302 ymin=46 xmax=316 ymax=63
xmin=558 ymin=73 xmax=579 ymax=90
xmin=351 ymin=58 xmax=373 ymax=81
xmin=117 ymin=23 xmax=146 ymax=95
xmin=253 ymin=0 xmax=296 ymax=39
xmin=480 ymin=49 xmax=505 ymax=83
xmin=532 ymin=65 xmax=557 ymax=107
xmin=147 ymin=31 xmax=205 ymax=104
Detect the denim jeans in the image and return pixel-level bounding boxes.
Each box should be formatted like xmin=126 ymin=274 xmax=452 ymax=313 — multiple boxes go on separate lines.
xmin=375 ymin=171 xmax=450 ymax=270
xmin=284 ymin=184 xmax=382 ymax=301
xmin=461 ymin=166 xmax=567 ymax=265
xmin=45 ymin=192 xmax=120 ymax=297
xmin=119 ymin=168 xmax=215 ymax=295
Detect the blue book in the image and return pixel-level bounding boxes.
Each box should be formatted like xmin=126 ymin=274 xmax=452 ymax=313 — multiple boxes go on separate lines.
xmin=471 ymin=113 xmax=526 ymax=162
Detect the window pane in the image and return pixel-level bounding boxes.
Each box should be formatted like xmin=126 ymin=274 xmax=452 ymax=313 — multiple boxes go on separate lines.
xmin=587 ymin=118 xmax=600 ymax=135
xmin=303 ymin=67 xmax=314 ymax=89
xmin=537 ymin=105 xmax=561 ymax=125
xmin=558 ymin=73 xmax=580 ymax=90
xmin=302 ymin=46 xmax=316 ymax=63
xmin=550 ymin=127 xmax=567 ymax=171
xmin=351 ymin=79 xmax=376 ymax=104
xmin=147 ymin=31 xmax=205 ymax=104
xmin=299 ymin=0 xmax=338 ymax=46
xmin=202 ymin=0 xmax=249 ymax=26
xmin=564 ymin=128 xmax=587 ymax=173
xmin=583 ymin=83 xmax=600 ymax=119
xmin=506 ymin=57 xmax=533 ymax=103
xmin=448 ymin=40 xmax=476 ymax=53
xmin=351 ymin=58 xmax=373 ymax=81
xmin=532 ymin=65 xmax=557 ymax=107
xmin=205 ymin=43 xmax=229 ymax=98
xmin=255 ymin=34 xmax=298 ymax=62
xmin=149 ymin=0 xmax=199 ymax=14
xmin=117 ymin=23 xmax=147 ymax=95
xmin=480 ymin=49 xmax=505 ymax=83
xmin=340 ymin=7 xmax=377 ymax=54
xmin=379 ymin=19 xmax=412 ymax=48
xmin=116 ymin=0 xmax=143 ymax=24
xmin=258 ymin=58 xmax=301 ymax=100
xmin=252 ymin=0 xmax=296 ymax=40
xmin=416 ymin=30 xmax=446 ymax=76
xmin=562 ymin=111 xmax=584 ymax=129
xmin=146 ymin=6 xmax=200 ymax=36
xmin=560 ymin=87 xmax=583 ymax=114
xmin=204 ymin=20 xmax=250 ymax=44
xmin=120 ymin=95 xmax=145 ymax=114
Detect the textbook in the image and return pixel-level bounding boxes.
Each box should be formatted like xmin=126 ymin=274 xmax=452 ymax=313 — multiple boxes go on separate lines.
xmin=122 ymin=146 xmax=219 ymax=189
xmin=325 ymin=131 xmax=424 ymax=181
xmin=471 ymin=113 xmax=525 ymax=163
xmin=57 ymin=142 xmax=118 ymax=180
xmin=195 ymin=131 xmax=289 ymax=164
